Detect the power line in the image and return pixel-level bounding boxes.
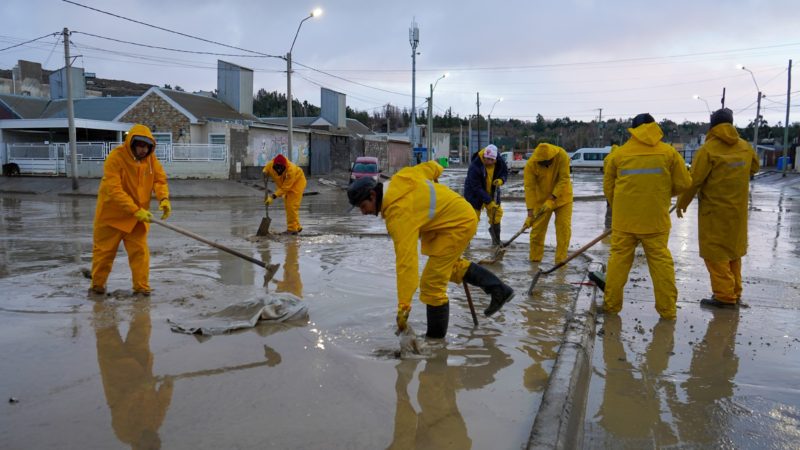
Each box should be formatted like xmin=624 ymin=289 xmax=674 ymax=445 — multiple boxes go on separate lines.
xmin=62 ymin=0 xmax=281 ymax=58
xmin=293 ymin=60 xmax=413 ymax=98
xmin=72 ymin=31 xmax=270 ymax=58
xmin=0 ymin=32 xmax=59 ymax=52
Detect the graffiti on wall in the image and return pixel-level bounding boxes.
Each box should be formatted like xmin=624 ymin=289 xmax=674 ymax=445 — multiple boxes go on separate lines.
xmin=249 ymin=131 xmax=308 ymax=167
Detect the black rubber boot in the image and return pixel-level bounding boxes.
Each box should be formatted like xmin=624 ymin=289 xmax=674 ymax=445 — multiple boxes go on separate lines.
xmin=588 ymin=271 xmax=606 ymax=291
xmin=463 ymin=263 xmax=515 ymax=317
xmin=490 ymin=223 xmax=501 ymax=242
xmin=426 ymin=303 xmax=449 ymax=338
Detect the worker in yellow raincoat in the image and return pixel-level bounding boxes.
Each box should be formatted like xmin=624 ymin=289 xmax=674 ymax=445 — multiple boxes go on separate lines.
xmin=263 ymin=153 xmax=307 ymax=234
xmin=90 ymin=124 xmax=170 ymax=296
xmin=523 ymin=143 xmax=573 ymax=263
xmin=347 ymin=161 xmax=514 ymax=338
xmin=676 ymin=108 xmax=759 ymax=308
xmin=603 ymin=113 xmax=691 ymax=320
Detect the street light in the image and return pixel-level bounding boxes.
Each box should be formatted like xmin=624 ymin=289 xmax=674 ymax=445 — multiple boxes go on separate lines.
xmin=427 ymin=72 xmax=449 ymax=161
xmin=487 ymin=97 xmax=503 ymax=144
xmin=737 ymin=64 xmax=763 ymax=152
xmin=693 ymin=94 xmax=711 ymax=114
xmin=286 ymin=8 xmax=322 ymax=164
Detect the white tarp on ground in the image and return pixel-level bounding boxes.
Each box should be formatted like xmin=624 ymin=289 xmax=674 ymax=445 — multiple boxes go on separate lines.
xmin=167 ymin=295 xmax=308 ymax=335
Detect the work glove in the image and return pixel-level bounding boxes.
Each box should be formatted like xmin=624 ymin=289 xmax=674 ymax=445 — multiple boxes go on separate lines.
xmin=676 ymin=207 xmax=685 ymax=219
xmin=493 ymin=178 xmax=504 ymax=187
xmin=486 ymin=201 xmax=498 ymax=214
xmin=524 ymin=212 xmax=535 ymax=228
xmin=536 ymin=199 xmax=556 ymax=217
xmin=264 ymin=194 xmax=276 ymax=206
xmin=159 ymin=199 xmax=171 ymax=220
xmin=134 ymin=209 xmax=153 ymax=223
xmin=396 ymin=304 xmax=411 ymax=332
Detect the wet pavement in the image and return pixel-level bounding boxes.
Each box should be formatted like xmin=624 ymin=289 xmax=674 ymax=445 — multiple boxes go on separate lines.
xmin=0 ymin=170 xmax=798 ymax=449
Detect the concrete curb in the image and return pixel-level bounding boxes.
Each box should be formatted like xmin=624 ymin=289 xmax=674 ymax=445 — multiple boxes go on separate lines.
xmin=527 ymin=266 xmax=600 ymax=449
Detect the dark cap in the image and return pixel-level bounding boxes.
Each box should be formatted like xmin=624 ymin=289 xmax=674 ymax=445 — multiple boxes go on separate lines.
xmin=347 ymin=177 xmax=377 ymax=212
xmin=710 ymin=108 xmax=734 ymax=128
xmin=631 ymin=113 xmax=655 ymax=128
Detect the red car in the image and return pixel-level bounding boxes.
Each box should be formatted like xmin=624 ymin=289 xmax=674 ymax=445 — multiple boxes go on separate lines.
xmin=349 ymin=156 xmax=381 ymax=184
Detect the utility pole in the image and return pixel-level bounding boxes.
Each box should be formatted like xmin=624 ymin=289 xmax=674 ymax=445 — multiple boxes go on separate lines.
xmin=467 ymin=116 xmax=472 ymax=160
xmin=782 ymin=59 xmax=792 ymax=176
xmin=721 ymin=87 xmax=726 ymax=108
xmin=476 ymin=92 xmax=481 ymax=150
xmin=385 ymin=103 xmax=390 ymax=134
xmin=427 ymin=92 xmax=433 ymax=161
xmin=409 ymin=20 xmax=419 ymax=155
xmin=459 ymin=122 xmax=463 ymax=163
xmin=753 ymin=92 xmax=763 ymax=157
xmin=596 ymin=108 xmax=603 ymax=147
xmin=63 ymin=28 xmax=78 ymax=190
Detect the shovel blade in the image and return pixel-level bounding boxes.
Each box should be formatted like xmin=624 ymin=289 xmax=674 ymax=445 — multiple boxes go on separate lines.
xmin=256 ymin=217 xmax=272 ymax=236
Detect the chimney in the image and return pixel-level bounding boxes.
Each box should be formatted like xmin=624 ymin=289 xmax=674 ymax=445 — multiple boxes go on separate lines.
xmin=321 ymin=87 xmax=346 ymax=129
xmin=217 ymin=60 xmax=253 ymax=115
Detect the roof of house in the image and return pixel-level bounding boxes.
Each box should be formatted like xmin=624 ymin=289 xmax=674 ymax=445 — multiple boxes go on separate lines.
xmin=0 ymin=94 xmax=138 ymax=121
xmin=40 ymin=96 xmax=139 ymax=120
xmin=346 ymin=118 xmax=373 ymax=136
xmin=258 ymin=116 xmax=332 ymax=128
xmin=0 ymin=94 xmax=50 ymax=119
xmin=160 ymin=88 xmax=254 ymax=121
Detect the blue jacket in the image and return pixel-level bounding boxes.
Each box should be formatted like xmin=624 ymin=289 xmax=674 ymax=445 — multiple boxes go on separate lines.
xmin=463 ymin=149 xmax=508 ymax=210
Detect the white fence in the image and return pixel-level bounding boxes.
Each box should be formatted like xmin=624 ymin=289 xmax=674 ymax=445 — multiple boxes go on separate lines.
xmin=5 ymin=142 xmax=228 ymax=175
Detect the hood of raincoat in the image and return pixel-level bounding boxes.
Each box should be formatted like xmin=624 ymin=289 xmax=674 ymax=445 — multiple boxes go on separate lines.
xmin=707 ymin=123 xmax=740 ymax=145
xmin=627 ymin=121 xmax=664 ymax=147
xmin=125 ymin=124 xmax=156 ymax=160
xmin=530 ymin=143 xmax=563 ymax=162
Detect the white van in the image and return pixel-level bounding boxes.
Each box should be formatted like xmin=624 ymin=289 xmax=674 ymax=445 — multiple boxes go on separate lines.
xmin=570 ymin=146 xmax=612 ymax=170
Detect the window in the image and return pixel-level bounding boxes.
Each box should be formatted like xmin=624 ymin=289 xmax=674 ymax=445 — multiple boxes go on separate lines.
xmin=209 ymin=133 xmax=226 ymax=145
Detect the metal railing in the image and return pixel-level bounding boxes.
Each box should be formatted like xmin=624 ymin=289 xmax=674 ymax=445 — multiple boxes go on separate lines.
xmin=5 ymin=141 xmax=228 ymax=175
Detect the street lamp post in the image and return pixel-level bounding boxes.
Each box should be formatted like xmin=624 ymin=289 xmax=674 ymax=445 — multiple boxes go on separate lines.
xmin=693 ymin=94 xmax=711 ymax=114
xmin=737 ymin=64 xmax=763 ymax=155
xmin=286 ymin=8 xmax=322 ymax=164
xmin=427 ymin=73 xmax=448 ymax=162
xmin=487 ymin=97 xmax=503 ymax=145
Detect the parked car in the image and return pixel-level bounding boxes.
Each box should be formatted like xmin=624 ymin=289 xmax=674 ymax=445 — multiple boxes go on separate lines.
xmin=449 ymin=156 xmax=461 ymax=164
xmin=500 ymin=151 xmax=527 ymax=174
xmin=569 ymin=146 xmax=612 ymax=171
xmin=349 ymin=156 xmax=381 ymax=184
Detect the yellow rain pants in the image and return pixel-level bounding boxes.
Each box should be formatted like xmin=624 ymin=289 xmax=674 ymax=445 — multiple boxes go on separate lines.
xmin=603 ymin=230 xmax=677 ymax=320
xmin=529 ymin=202 xmax=573 ymax=263
xmin=704 ymin=258 xmax=742 ymax=303
xmin=92 ymin=222 xmax=150 ymax=293
xmin=474 ymin=203 xmax=503 ymax=225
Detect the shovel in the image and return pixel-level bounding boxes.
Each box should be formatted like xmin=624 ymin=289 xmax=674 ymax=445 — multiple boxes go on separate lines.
xmin=487 ymin=188 xmax=501 ymax=246
xmin=151 ymin=218 xmax=280 ymax=283
xmin=526 ymin=205 xmax=676 ymax=296
xmin=478 ymin=208 xmax=546 ymax=265
xmin=256 ymin=204 xmax=272 ymax=236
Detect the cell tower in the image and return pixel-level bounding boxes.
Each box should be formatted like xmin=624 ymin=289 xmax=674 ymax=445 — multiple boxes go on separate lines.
xmin=409 ymin=19 xmax=419 ymax=150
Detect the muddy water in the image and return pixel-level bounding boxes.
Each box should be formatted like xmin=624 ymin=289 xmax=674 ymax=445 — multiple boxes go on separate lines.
xmin=582 ymin=173 xmax=800 ymax=448
xmin=0 ymin=173 xmax=592 ymax=449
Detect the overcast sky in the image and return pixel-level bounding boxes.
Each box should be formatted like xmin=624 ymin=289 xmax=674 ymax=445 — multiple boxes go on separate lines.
xmin=2 ymin=0 xmax=799 ymax=127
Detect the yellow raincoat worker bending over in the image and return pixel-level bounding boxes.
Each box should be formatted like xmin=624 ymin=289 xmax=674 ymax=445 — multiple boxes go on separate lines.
xmin=523 ymin=143 xmax=573 ymax=263
xmin=90 ymin=124 xmax=170 ymax=295
xmin=263 ymin=153 xmax=307 ymax=234
xmin=347 ymin=161 xmax=514 ymax=338
xmin=676 ymin=108 xmax=759 ymax=308
xmin=603 ymin=114 xmax=691 ymax=320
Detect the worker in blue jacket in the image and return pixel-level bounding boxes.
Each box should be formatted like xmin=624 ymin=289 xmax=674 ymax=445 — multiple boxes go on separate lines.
xmin=463 ymin=144 xmax=509 ymax=242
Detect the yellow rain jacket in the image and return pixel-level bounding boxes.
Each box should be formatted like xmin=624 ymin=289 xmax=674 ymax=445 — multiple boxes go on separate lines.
xmin=94 ymin=124 xmax=169 ymax=232
xmin=677 ymin=123 xmax=759 ymax=260
xmin=604 ymin=122 xmax=691 ymax=233
xmin=262 ymin=160 xmax=307 ymax=198
xmin=382 ymin=161 xmax=477 ymax=309
xmin=523 ymin=143 xmax=573 ymax=210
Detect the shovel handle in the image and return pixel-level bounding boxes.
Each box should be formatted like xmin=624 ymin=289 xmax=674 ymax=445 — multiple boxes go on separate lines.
xmin=462 ymin=281 xmax=479 ymax=326
xmin=151 ymin=218 xmax=267 ymax=268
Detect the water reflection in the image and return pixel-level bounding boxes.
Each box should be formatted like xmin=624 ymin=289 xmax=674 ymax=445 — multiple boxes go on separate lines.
xmin=387 ymin=336 xmax=512 ymax=450
xmin=93 ymin=301 xmax=173 ymax=450
xmin=673 ymin=310 xmax=740 ymax=446
xmin=273 ymin=239 xmax=303 ymax=297
xmin=597 ymin=315 xmax=678 ymax=446
xmin=388 ymin=353 xmax=471 ymax=450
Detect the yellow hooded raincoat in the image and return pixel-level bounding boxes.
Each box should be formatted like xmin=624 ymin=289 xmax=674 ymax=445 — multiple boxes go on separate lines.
xmin=92 ymin=124 xmax=169 ymax=292
xmin=382 ymin=161 xmax=476 ymax=309
xmin=263 ymin=160 xmax=307 ymax=232
xmin=602 ymin=122 xmax=691 ymax=319
xmin=523 ymin=143 xmax=574 ymax=262
xmin=676 ymin=123 xmax=758 ymax=301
